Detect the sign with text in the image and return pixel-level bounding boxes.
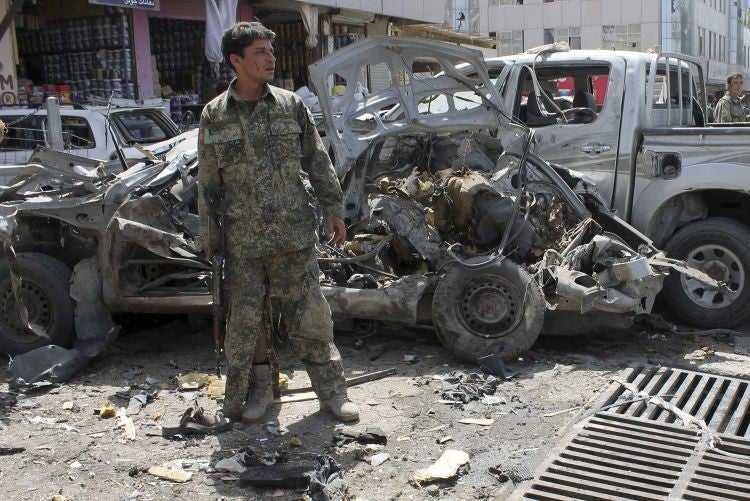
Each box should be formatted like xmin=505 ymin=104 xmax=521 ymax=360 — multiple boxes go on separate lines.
xmin=89 ymin=0 xmax=160 ymax=10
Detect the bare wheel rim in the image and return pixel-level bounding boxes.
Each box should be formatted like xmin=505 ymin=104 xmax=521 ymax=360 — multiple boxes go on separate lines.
xmin=1 ymin=279 xmax=53 ymax=343
xmin=680 ymin=243 xmax=745 ymax=309
xmin=458 ymin=276 xmax=523 ymax=339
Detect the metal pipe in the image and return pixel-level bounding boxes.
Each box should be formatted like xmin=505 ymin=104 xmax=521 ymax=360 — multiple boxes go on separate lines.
xmin=46 ymin=97 xmax=64 ymax=151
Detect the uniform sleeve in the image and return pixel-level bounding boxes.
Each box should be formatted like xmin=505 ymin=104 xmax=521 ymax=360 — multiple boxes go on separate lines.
xmin=297 ymin=100 xmax=344 ymax=221
xmin=714 ymin=100 xmax=731 ymax=123
xmin=197 ymin=108 xmax=220 ymax=252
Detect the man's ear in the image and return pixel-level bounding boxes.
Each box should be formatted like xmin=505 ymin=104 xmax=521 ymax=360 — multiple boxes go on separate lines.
xmin=229 ymin=53 xmax=241 ymax=69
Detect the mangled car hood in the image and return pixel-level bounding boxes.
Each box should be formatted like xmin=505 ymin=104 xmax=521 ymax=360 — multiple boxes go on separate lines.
xmin=309 ymin=37 xmax=510 ymax=176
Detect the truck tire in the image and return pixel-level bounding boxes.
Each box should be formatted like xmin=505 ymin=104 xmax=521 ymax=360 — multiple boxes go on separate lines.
xmin=663 ymin=217 xmax=750 ymax=328
xmin=432 ymin=259 xmax=544 ymax=362
xmin=0 ymin=253 xmax=75 ymax=355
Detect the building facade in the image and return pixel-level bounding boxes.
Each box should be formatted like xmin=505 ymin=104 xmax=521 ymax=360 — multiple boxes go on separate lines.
xmin=443 ymin=0 xmax=750 ymax=95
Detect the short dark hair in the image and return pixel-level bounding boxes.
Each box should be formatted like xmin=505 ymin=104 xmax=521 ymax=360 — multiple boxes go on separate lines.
xmin=221 ymin=22 xmax=276 ymax=66
xmin=726 ymin=73 xmax=744 ymax=87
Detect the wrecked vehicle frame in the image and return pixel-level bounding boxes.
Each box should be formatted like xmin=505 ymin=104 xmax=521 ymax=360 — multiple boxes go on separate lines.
xmin=0 ymin=39 xmax=718 ymax=381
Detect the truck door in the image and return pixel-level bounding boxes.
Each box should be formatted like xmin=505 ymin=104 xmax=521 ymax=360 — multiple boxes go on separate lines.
xmin=511 ymin=58 xmax=627 ymax=203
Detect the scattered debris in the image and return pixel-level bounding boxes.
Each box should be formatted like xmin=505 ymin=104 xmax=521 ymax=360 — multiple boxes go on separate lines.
xmin=117 ymin=407 xmax=136 ymax=440
xmin=369 ymin=453 xmax=390 ymax=467
xmin=543 ymin=406 xmax=581 ymax=417
xmin=98 ymin=401 xmax=116 ymax=419
xmin=403 ymin=354 xmax=418 ymax=363
xmin=240 ymin=464 xmax=313 ymax=488
xmin=333 ymin=427 xmax=387 ymax=447
xmin=147 ymin=466 xmax=192 ymax=483
xmin=160 ymin=406 xmax=231 ymax=438
xmin=482 ymin=395 xmax=507 ymax=406
xmin=126 ymin=392 xmax=150 ymax=415
xmin=264 ymin=423 xmax=288 ymax=436
xmin=489 ymin=462 xmax=534 ymax=483
xmin=206 ymin=376 xmax=226 ymax=400
xmin=69 ymin=460 xmax=83 ymax=469
xmin=409 ymin=449 xmax=470 ymax=485
xmin=477 ymin=354 xmax=518 ymax=380
xmin=215 ymin=453 xmax=249 ymax=474
xmin=0 ymin=446 xmax=25 ymax=455
xmin=18 ymin=398 xmax=39 ymax=409
xmin=438 ymin=436 xmax=453 ymax=444
xmin=458 ymin=418 xmax=494 ymax=426
xmin=282 ymin=368 xmax=398 ymax=395
xmin=441 ymin=372 xmax=502 ymax=404
xmin=289 ymin=437 xmax=302 ymax=447
xmin=176 ymin=373 xmax=209 ymax=391
xmin=309 ymin=455 xmax=348 ymax=500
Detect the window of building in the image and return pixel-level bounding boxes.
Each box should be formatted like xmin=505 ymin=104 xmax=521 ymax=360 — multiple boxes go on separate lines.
xmin=446 ymin=0 xmax=480 ymax=34
xmin=545 ymin=27 xmax=581 ymax=49
xmin=698 ymin=27 xmax=706 ymax=57
xmin=497 ymin=30 xmax=524 ymax=56
xmin=602 ymin=24 xmax=641 ymax=51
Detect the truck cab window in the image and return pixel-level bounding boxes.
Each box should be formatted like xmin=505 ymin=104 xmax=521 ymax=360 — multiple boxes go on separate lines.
xmin=516 ymin=65 xmax=610 ymax=127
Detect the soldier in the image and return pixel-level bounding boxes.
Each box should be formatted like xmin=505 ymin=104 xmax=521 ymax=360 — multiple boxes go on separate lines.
xmin=714 ymin=73 xmax=748 ymax=123
xmin=197 ymin=21 xmax=359 ymax=423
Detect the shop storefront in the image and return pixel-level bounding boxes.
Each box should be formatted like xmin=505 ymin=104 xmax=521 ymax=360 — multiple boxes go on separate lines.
xmin=14 ymin=0 xmax=138 ymax=105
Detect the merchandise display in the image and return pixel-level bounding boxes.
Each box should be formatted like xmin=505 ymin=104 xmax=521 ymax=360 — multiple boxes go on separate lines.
xmin=16 ymin=6 xmax=135 ymax=101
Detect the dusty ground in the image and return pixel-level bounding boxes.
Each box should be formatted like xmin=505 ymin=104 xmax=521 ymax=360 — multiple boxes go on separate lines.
xmin=0 ymin=312 xmax=748 ymax=501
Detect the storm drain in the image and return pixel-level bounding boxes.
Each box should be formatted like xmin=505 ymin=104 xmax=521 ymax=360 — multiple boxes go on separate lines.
xmin=512 ymin=367 xmax=750 ymax=500
xmin=596 ymin=366 xmax=750 ymax=438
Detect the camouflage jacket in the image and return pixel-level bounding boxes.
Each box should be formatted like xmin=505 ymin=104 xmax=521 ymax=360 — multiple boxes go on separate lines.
xmin=197 ymin=81 xmax=343 ymax=258
xmin=714 ymin=92 xmax=748 ymax=123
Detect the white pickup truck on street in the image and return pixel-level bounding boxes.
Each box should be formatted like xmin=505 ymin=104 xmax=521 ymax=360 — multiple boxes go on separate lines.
xmin=479 ymin=48 xmax=750 ymax=328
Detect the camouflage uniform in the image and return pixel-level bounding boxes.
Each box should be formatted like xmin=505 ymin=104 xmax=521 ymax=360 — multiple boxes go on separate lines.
xmin=714 ymin=92 xmax=748 ymax=123
xmin=197 ymin=80 xmax=348 ymax=419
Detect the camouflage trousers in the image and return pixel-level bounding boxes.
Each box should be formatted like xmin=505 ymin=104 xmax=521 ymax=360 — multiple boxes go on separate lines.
xmin=222 ymin=245 xmax=348 ymax=419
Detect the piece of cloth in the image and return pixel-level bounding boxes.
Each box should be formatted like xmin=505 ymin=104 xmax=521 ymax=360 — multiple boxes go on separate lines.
xmin=299 ymin=4 xmax=319 ymax=50
xmin=221 ymin=246 xmax=348 ymax=419
xmin=197 ymin=81 xmax=344 ymax=257
xmin=204 ymin=0 xmax=238 ymax=74
xmin=714 ymin=92 xmax=748 ymax=123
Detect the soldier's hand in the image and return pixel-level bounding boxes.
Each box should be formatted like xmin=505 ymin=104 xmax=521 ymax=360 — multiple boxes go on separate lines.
xmin=326 ymin=218 xmax=346 ymax=246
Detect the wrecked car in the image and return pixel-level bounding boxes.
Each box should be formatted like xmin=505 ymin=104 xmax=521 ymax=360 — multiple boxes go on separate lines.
xmin=0 ymin=39 xmax=717 ymax=375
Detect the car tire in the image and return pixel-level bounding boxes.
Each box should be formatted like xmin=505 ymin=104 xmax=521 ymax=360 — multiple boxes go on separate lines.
xmin=663 ymin=217 xmax=750 ymax=328
xmin=432 ymin=259 xmax=545 ymax=362
xmin=0 ymin=253 xmax=75 ymax=355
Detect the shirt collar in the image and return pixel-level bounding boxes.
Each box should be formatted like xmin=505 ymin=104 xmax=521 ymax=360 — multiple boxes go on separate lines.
xmin=227 ymin=78 xmax=278 ymax=104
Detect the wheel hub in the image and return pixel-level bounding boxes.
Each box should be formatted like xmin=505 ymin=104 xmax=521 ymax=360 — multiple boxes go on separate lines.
xmin=681 ymin=244 xmax=744 ymax=309
xmin=460 ymin=278 xmax=521 ymax=338
xmin=1 ymin=280 xmax=51 ymax=341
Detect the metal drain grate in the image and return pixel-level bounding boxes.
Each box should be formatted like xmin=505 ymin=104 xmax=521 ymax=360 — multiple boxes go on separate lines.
xmin=595 ymin=366 xmax=750 ymax=438
xmin=512 ymin=367 xmax=750 ymax=501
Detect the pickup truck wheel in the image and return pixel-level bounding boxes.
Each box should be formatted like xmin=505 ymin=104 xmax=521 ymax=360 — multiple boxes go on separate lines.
xmin=0 ymin=253 xmax=75 ymax=355
xmin=663 ymin=217 xmax=750 ymax=328
xmin=432 ymin=259 xmax=544 ymax=362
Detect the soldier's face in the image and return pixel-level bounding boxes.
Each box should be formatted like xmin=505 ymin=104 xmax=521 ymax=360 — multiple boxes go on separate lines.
xmin=729 ymin=77 xmax=744 ymax=97
xmin=231 ymin=39 xmax=276 ymax=84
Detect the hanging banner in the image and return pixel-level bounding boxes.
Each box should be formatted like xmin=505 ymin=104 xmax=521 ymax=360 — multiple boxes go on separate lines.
xmin=88 ymin=0 xmax=160 ymax=10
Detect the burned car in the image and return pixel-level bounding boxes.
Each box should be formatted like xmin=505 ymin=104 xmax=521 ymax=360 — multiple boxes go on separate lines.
xmin=0 ymin=39 xmax=715 ymax=375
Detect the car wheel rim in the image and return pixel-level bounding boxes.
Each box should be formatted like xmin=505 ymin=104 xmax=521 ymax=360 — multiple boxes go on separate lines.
xmin=680 ymin=244 xmax=745 ymax=309
xmin=458 ymin=276 xmax=522 ymax=339
xmin=1 ymin=279 xmax=52 ymax=343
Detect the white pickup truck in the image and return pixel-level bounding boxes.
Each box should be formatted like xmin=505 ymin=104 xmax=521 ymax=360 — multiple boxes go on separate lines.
xmin=0 ymin=106 xmax=179 ymax=167
xmin=472 ymin=48 xmax=750 ymax=328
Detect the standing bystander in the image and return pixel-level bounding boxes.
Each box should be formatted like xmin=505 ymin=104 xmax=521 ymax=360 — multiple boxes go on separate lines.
xmin=714 ymin=73 xmax=748 ymax=123
xmin=197 ymin=21 xmax=359 ymax=423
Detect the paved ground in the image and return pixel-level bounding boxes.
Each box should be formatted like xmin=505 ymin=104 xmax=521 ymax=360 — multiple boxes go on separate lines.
xmin=1 ymin=312 xmax=748 ymax=501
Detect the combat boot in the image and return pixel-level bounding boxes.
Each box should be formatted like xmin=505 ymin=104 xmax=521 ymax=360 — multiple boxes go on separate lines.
xmin=320 ymin=397 xmax=360 ymax=422
xmin=242 ymin=364 xmax=274 ymax=422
